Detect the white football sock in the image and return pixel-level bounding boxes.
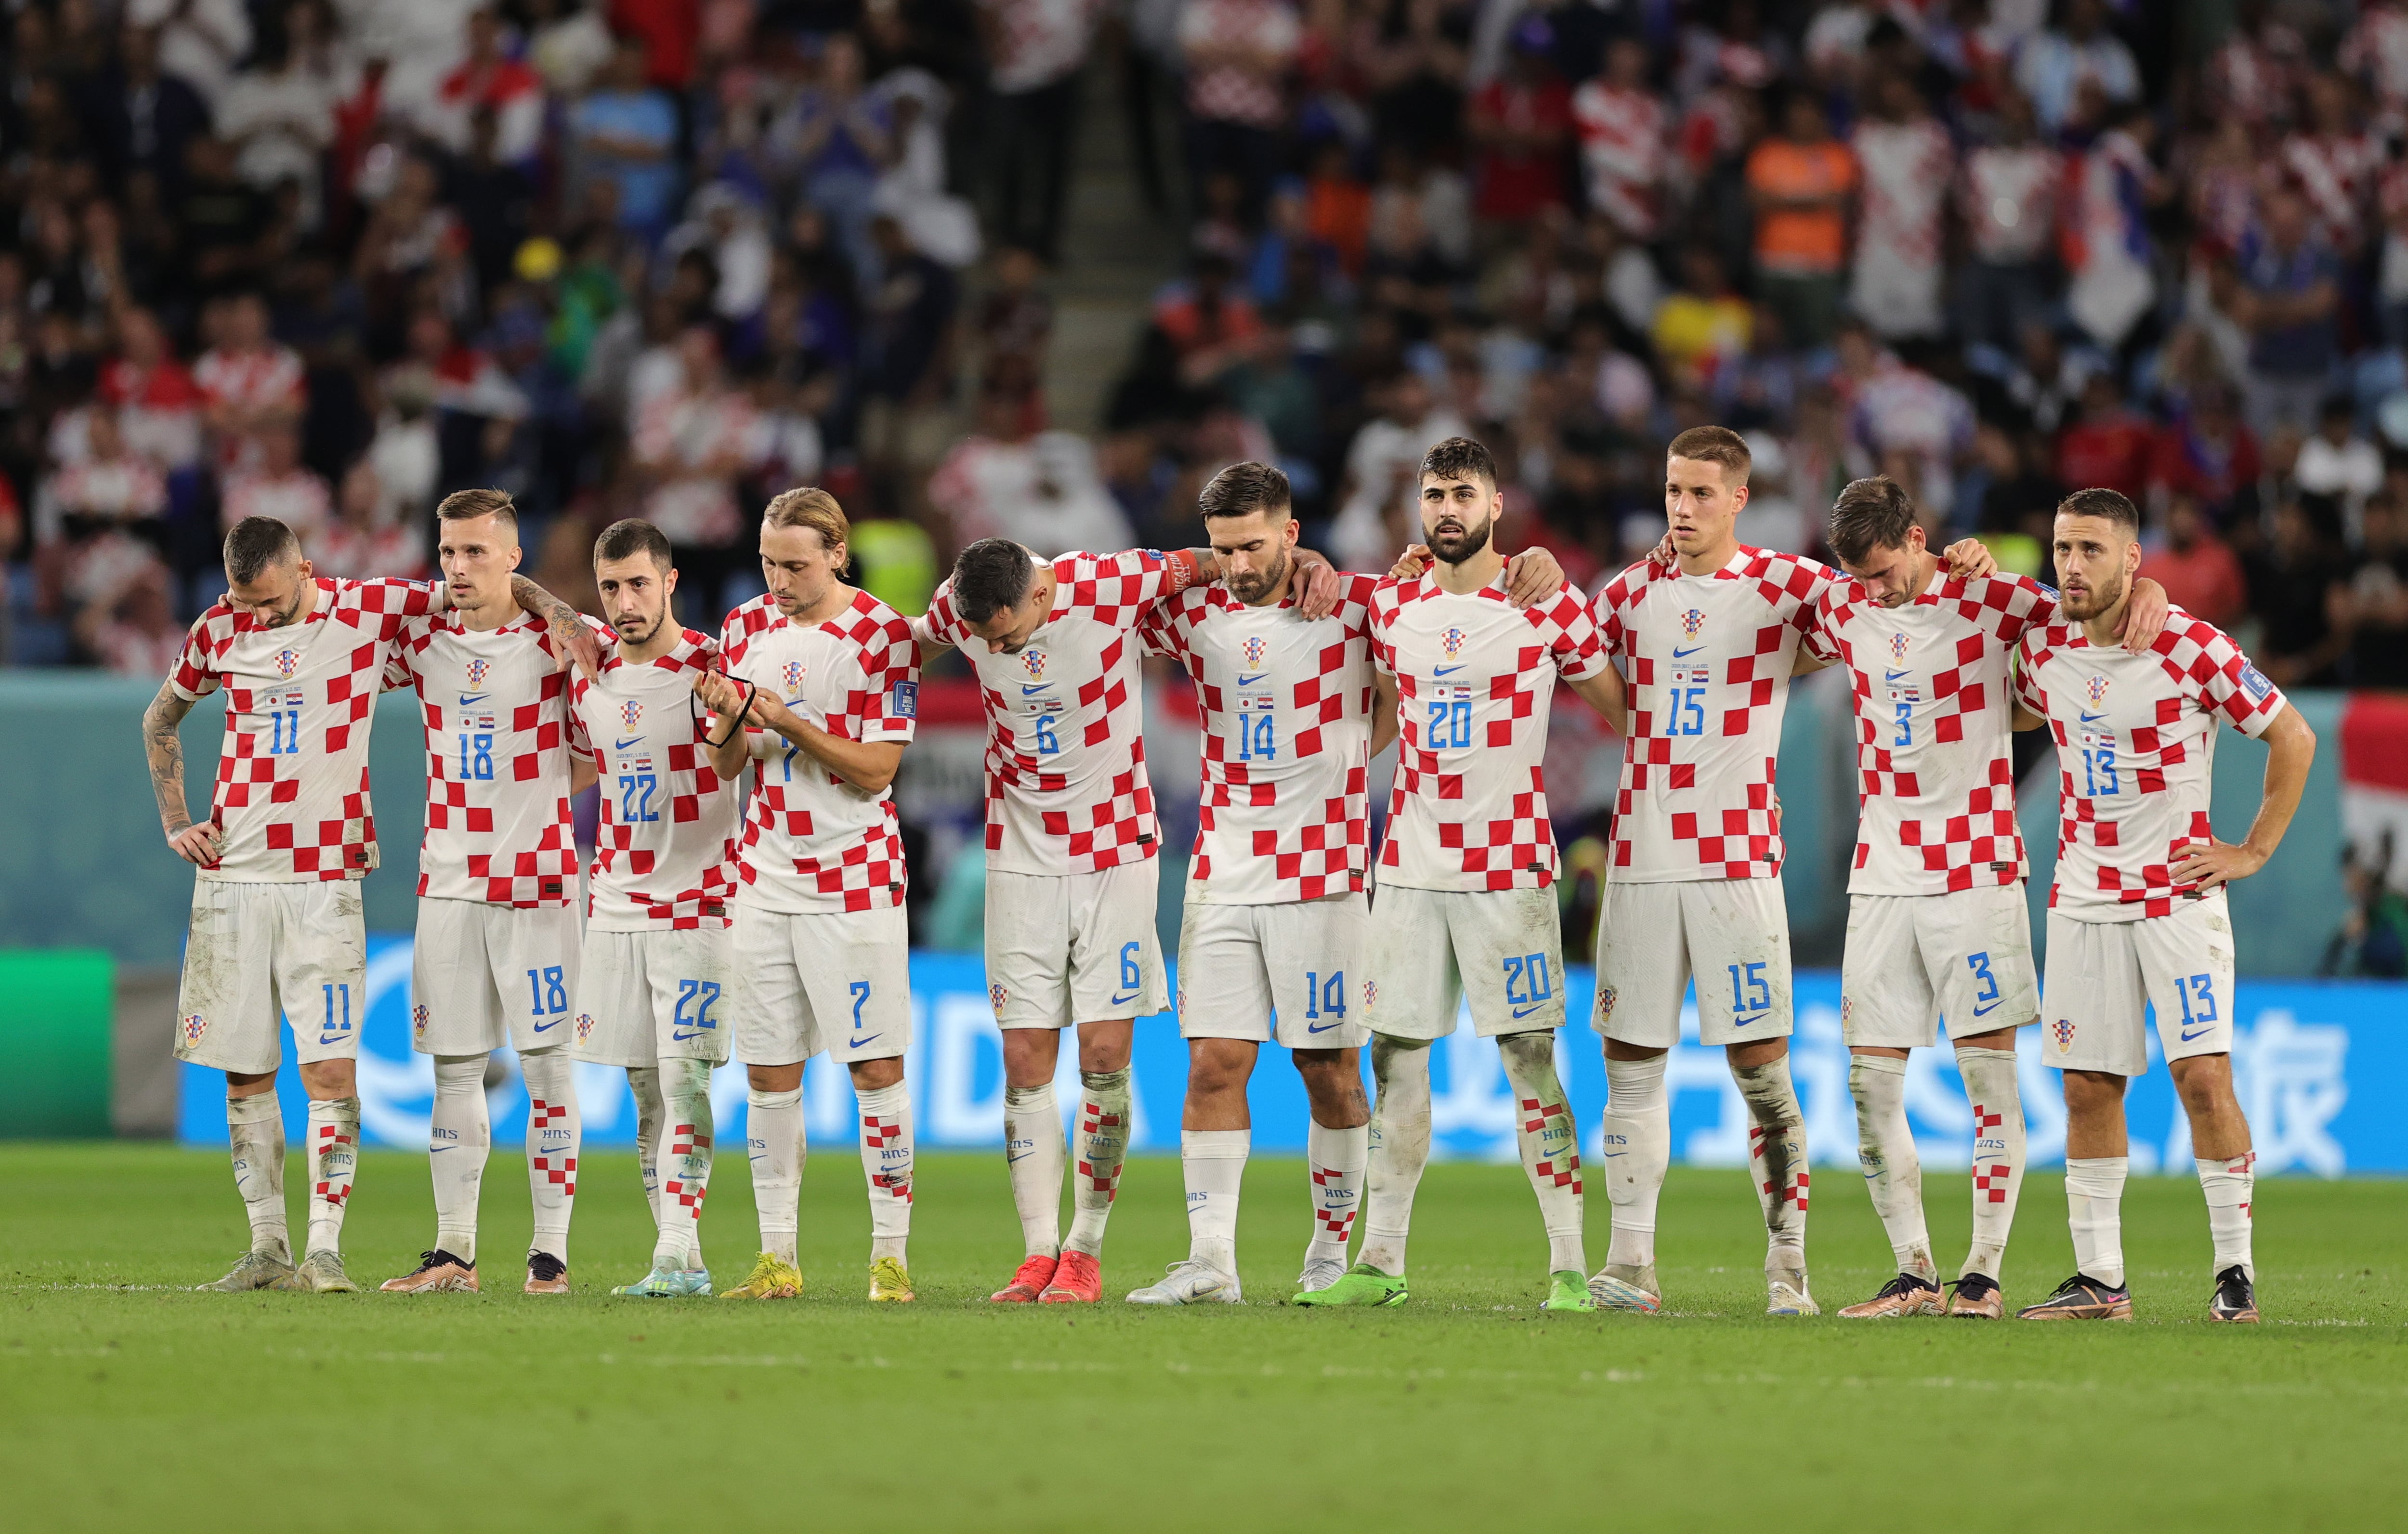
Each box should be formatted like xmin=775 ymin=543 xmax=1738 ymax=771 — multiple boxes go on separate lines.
xmin=2065 ymin=1155 xmax=2129 ymax=1287
xmin=655 ymin=1059 xmax=714 ymax=1271
xmin=1064 ymin=1069 xmax=1131 ymax=1257
xmin=1500 ymin=1033 xmax=1586 ymax=1275
xmin=1180 ymin=1128 xmax=1248 ymax=1273
xmin=628 ymin=1066 xmax=666 ymax=1234
xmin=1003 ymin=1082 xmax=1064 ymax=1259
xmin=746 ymin=1086 xmax=804 ymax=1265
xmin=857 ymin=1080 xmax=915 ymax=1263
xmin=226 ymin=1090 xmax=288 ymax=1261
xmin=1735 ymin=1057 xmax=1809 ymax=1273
xmin=1305 ymin=1117 xmax=1366 ymax=1262
xmin=1601 ymin=1053 xmax=1669 ymax=1271
xmin=2196 ymin=1151 xmax=2255 ymax=1280
xmin=520 ymin=1046 xmax=579 ymax=1265
xmin=429 ymin=1055 xmax=490 ymax=1262
xmin=1957 ymin=1047 xmax=2025 ymax=1281
xmin=1359 ymin=1039 xmax=1432 ymax=1277
xmin=304 ymin=1096 xmax=360 ymax=1257
xmin=1848 ymin=1054 xmax=1931 ymax=1277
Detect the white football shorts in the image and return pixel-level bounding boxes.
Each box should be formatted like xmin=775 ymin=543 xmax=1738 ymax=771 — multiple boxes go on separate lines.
xmin=732 ymin=900 xmax=912 ymax=1066
xmin=570 ymin=925 xmax=733 ymax=1067
xmin=174 ymin=878 xmax=367 ymax=1074
xmin=1176 ymin=887 xmax=1371 ymax=1049
xmin=2040 ymin=896 xmax=2237 ymax=1077
xmin=984 ymin=861 xmax=1167 ymax=1029
xmin=410 ymin=898 xmax=584 ymax=1056
xmin=1593 ymin=876 xmax=1793 ymax=1048
xmin=1367 ymin=883 xmax=1566 ymax=1040
xmin=1840 ymin=884 xmax=2038 ymax=1048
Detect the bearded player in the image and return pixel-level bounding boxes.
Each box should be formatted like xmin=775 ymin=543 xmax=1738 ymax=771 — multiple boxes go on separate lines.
xmin=1304 ymin=437 xmax=1628 ymax=1313
xmin=1587 ymin=427 xmax=2000 ymax=1317
xmin=2012 ymin=487 xmax=2312 ymax=1324
xmin=699 ymin=488 xmax=924 ymax=1303
xmin=144 ymin=514 xmax=596 ymax=1293
xmin=568 ymin=520 xmax=745 ymax=1298
xmin=380 ymin=489 xmax=600 ymax=1296
xmin=1807 ymin=475 xmax=2166 ymax=1319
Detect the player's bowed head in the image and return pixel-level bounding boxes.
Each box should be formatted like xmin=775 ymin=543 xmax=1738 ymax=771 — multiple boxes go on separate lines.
xmin=591 ymin=518 xmax=680 ymax=655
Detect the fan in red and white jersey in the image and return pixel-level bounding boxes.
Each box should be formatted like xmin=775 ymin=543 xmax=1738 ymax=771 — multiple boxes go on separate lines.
xmin=377 ymin=490 xmax=599 ymax=1298
xmin=912 ymin=532 xmax=1343 ymax=1306
xmin=193 ymin=293 xmax=304 ymax=474
xmin=564 ymin=519 xmax=743 ymax=1299
xmin=1805 ymin=474 xmax=2167 ymax=1322
xmin=144 ymin=511 xmax=597 ymax=1296
xmin=1303 ymin=437 xmax=1625 ymax=1315
xmin=695 ymin=488 xmax=925 ymax=1304
xmin=1585 ymin=427 xmax=2001 ymax=1321
xmin=2008 ymin=487 xmax=2316 ymax=1326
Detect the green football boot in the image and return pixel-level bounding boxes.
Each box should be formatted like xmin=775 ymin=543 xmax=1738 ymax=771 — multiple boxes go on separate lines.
xmin=1543 ymin=1270 xmax=1596 ymax=1312
xmin=1291 ymin=1262 xmax=1408 ymax=1307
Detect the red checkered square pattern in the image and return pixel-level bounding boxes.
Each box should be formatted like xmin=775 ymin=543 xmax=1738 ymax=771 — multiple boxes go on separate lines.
xmin=1309 ymin=1165 xmax=1358 ymax=1240
xmin=1594 ymin=548 xmax=1837 ymax=881
xmin=572 ymin=629 xmax=742 ymax=930
xmin=385 ymin=610 xmax=586 ymax=907
xmin=312 ymin=1122 xmax=355 ymax=1207
xmin=1521 ymin=1097 xmax=1582 ymax=1191
xmin=2016 ymin=610 xmax=2287 ymax=919
xmin=917 ymin=549 xmax=1184 ymax=876
xmin=169 ymin=577 xmax=445 ymax=881
xmin=1809 ymin=573 xmax=2054 ymax=896
xmin=528 ymin=1095 xmax=577 ymax=1194
xmin=1748 ymin=1126 xmax=1810 ymax=1210
xmin=720 ymin=590 xmax=920 ymax=913
xmin=1368 ymin=571 xmax=1605 ymax=891
xmin=1139 ymin=576 xmax=1377 ymax=903
xmin=665 ymin=1122 xmax=710 ymax=1212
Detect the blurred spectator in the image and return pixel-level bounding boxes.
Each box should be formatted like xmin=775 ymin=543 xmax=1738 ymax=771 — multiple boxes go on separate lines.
xmin=2012 ymin=0 xmax=2137 ymax=134
xmin=982 ymin=0 xmax=1102 ymax=263
xmin=2336 ymin=491 xmax=2408 ymax=688
xmin=215 ymin=10 xmax=341 ymax=229
xmin=313 ymin=459 xmax=428 ymax=579
xmin=1572 ymin=36 xmax=1666 ymax=242
xmin=2140 ymin=492 xmax=2248 ymax=628
xmin=2146 ymin=384 xmax=2261 ymax=525
xmin=1955 ymin=91 xmax=2060 ymax=352
xmin=1465 ymin=21 xmax=1571 ymax=229
xmin=126 ymin=0 xmax=251 ymax=110
xmin=75 ymin=554 xmax=184 ymax=676
xmin=2248 ymin=496 xmax=2349 ymax=687
xmin=572 ymin=37 xmax=682 ymax=238
xmin=1652 ymin=245 xmax=1752 ymax=393
xmin=97 ymin=309 xmax=204 ymax=475
xmin=428 ymin=8 xmax=547 ymax=166
xmin=1849 ymin=71 xmax=1952 ymax=342
xmin=220 ymin=422 xmax=331 ymax=543
xmin=2055 ymin=371 xmax=2153 ymax=506
xmin=1745 ymin=89 xmax=1856 ymax=350
xmin=2230 ymin=187 xmax=2341 ymax=439
xmin=2061 ymin=107 xmax=2164 ymax=353
xmin=2294 ymin=397 xmax=2384 ymax=533
xmin=1331 ymin=368 xmax=1467 ymax=572
xmin=96 ymin=24 xmax=211 ymax=195
xmin=528 ymin=0 xmax=618 ymax=96
xmin=632 ymin=326 xmax=759 ymax=554
xmin=773 ymin=33 xmax=895 ymax=291
xmin=1179 ymin=0 xmax=1302 ymax=218
xmin=194 ymin=292 xmax=305 ymax=472
xmin=927 ymin=372 xmax=1133 ymax=553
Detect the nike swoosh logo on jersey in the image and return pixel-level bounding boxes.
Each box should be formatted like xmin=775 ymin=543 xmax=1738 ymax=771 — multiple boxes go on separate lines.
xmin=1021 ymin=682 xmax=1053 ymax=695
xmin=1672 ymin=645 xmax=1704 ymax=658
xmin=1433 ymin=665 xmax=1466 ymax=676
xmin=1306 ymin=1020 xmax=1345 ymax=1033
xmin=533 ymin=1015 xmax=563 ymax=1032
xmin=1510 ymin=1001 xmax=1550 ymax=1019
xmin=1971 ymin=999 xmax=2002 ymax=1017
xmin=2080 ymin=712 xmax=2109 ymax=726
xmin=458 ymin=693 xmax=490 ymax=706
xmin=615 ymin=736 xmax=643 ymax=750
xmin=1883 ymin=669 xmax=1912 ymax=684
xmin=1236 ymin=673 xmax=1269 ymax=686
xmin=1731 ymin=1012 xmax=1768 ymax=1028
xmin=670 ymin=1027 xmax=712 ymax=1041
xmin=2180 ymin=1023 xmax=2215 ymax=1042
xmin=1601 ymin=1150 xmax=1628 ymax=1158
xmin=1110 ymin=989 xmax=1141 ymax=1006
xmin=317 ymin=1032 xmax=349 ymax=1046
xmin=848 ymin=1033 xmax=881 ymax=1049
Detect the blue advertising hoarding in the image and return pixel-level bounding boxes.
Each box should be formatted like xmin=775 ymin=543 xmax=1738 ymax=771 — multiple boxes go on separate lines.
xmin=180 ymin=939 xmax=2385 ymax=1174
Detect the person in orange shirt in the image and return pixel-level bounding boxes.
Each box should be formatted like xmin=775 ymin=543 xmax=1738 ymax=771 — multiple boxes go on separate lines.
xmin=1746 ymin=91 xmax=1858 ymax=348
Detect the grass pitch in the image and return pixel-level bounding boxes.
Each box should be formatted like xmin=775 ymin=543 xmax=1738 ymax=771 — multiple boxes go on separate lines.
xmin=3 ymin=1145 xmax=2401 ymax=1532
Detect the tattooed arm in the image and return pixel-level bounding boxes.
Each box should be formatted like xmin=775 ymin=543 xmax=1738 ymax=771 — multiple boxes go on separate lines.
xmin=509 ymin=573 xmax=604 ymax=680
xmin=144 ymin=681 xmax=221 ymax=865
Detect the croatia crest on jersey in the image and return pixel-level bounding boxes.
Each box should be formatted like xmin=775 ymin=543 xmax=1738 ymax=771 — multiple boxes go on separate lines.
xmin=1021 ymin=649 xmax=1046 ymax=680
xmin=181 ymin=1012 xmax=207 ymax=1045
xmin=1243 ymin=635 xmax=1267 ymax=670
xmin=1598 ymin=985 xmax=1616 ymax=1020
xmin=411 ymin=1004 xmax=430 ymax=1044
xmin=2052 ymin=1018 xmax=2077 ymax=1053
xmin=274 ymin=648 xmax=300 ymax=680
xmin=621 ymin=698 xmax=643 ymax=730
xmin=1889 ymin=632 xmax=1909 ymax=661
xmin=575 ymin=1012 xmax=596 ymax=1043
xmin=989 ymin=982 xmax=1009 ymax=1015
xmin=1681 ymin=608 xmax=1705 ymax=638
xmin=466 ymin=656 xmax=491 ymax=689
xmin=1441 ymin=627 xmax=1465 ymax=660
xmin=2087 ymin=675 xmax=2110 ymax=708
xmin=782 ymin=659 xmax=805 ymax=697
xmin=1362 ymin=978 xmax=1378 ymax=1011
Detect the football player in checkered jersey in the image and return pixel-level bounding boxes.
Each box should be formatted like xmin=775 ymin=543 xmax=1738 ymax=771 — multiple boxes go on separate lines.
xmin=1587 ymin=427 xmax=2000 ymax=1318
xmin=914 ymin=534 xmax=1344 ymax=1304
xmin=378 ymin=490 xmax=600 ymax=1298
xmin=143 ymin=515 xmax=601 ymax=1294
xmin=1131 ymin=461 xmax=1570 ymax=1306
xmin=2010 ymin=488 xmax=2315 ymax=1325
xmin=566 ymin=520 xmax=746 ymax=1298
xmin=1306 ymin=437 xmax=1629 ymax=1313
xmin=693 ymin=489 xmax=925 ymax=1305
xmin=1805 ymin=475 xmax=2168 ymax=1321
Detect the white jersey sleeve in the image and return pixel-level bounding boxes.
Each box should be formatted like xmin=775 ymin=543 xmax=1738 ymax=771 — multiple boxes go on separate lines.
xmin=720 ymin=590 xmax=921 ymax=913
xmin=168 ymin=576 xmax=445 ymax=881
xmin=1368 ymin=571 xmax=1604 ymax=892
xmin=2017 ymin=609 xmax=2290 ymax=921
xmin=571 ymin=629 xmax=743 ymax=930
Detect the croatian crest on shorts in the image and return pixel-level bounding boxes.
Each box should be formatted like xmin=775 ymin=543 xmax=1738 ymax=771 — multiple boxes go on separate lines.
xmin=181 ymin=1012 xmax=207 ymax=1045
xmin=411 ymin=1003 xmax=430 ymax=1043
xmin=620 ymin=699 xmax=643 ymax=729
xmin=782 ymin=659 xmax=805 ymax=696
xmin=1840 ymin=995 xmax=1852 ymax=1023
xmin=1363 ymin=978 xmax=1378 ymax=1011
xmin=575 ymin=1013 xmax=595 ymax=1043
xmin=1681 ymin=609 xmax=1705 ymax=638
xmin=1243 ymin=635 xmax=1267 ymax=669
xmin=989 ymin=982 xmax=1009 ymax=1015
xmin=1440 ymin=627 xmax=1465 ymax=660
xmin=2086 ymin=675 xmax=2109 ymax=708
xmin=1598 ymin=985 xmax=1615 ymax=1020
xmin=1021 ymin=650 xmax=1046 ymax=680
xmin=466 ymin=657 xmax=490 ymax=688
xmin=274 ymin=648 xmax=300 ymax=679
xmin=1889 ymin=633 xmax=1908 ymax=661
xmin=2052 ymin=1018 xmax=2076 ymax=1053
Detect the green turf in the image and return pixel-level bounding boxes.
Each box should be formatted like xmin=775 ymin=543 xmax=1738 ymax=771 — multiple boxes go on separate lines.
xmin=2 ymin=1145 xmax=2401 ymax=1532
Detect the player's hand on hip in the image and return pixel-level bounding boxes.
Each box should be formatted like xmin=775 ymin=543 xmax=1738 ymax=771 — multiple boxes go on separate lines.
xmin=2172 ymin=838 xmax=2265 ymax=890
xmin=1939 ymin=538 xmax=1998 ymax=580
xmin=1296 ymin=552 xmax=1345 ymax=619
xmin=1389 ymin=544 xmax=1432 ymax=581
xmin=167 ymin=820 xmax=222 ymax=866
xmin=1503 ymin=546 xmax=1564 ymax=607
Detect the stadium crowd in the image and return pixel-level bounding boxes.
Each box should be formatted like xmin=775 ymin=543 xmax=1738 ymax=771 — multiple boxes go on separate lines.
xmin=4 ymin=0 xmax=2408 ymax=704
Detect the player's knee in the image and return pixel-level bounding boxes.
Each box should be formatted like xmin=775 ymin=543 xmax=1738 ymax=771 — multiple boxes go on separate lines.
xmin=298 ymin=1059 xmax=356 ymax=1099
xmin=1188 ymin=1043 xmax=1251 ymax=1098
xmin=1295 ymin=1050 xmax=1366 ymax=1113
xmin=2170 ymin=1055 xmax=2238 ymax=1118
xmin=746 ymin=1062 xmax=803 ymax=1093
xmin=849 ymin=1055 xmax=905 ymax=1092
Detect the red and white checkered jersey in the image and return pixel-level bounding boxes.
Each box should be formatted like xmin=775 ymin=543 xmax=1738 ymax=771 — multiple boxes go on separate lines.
xmin=385 ymin=612 xmax=588 ymax=908
xmin=2015 ymin=609 xmax=2290 ymax=921
xmin=1140 ymin=574 xmax=1377 ymax=905
xmin=1594 ymin=548 xmax=1837 ymax=881
xmin=1369 ymin=571 xmax=1606 ymax=892
xmin=719 ymin=590 xmax=921 ymax=914
xmin=168 ymin=577 xmax=445 ymax=881
xmin=916 ymin=549 xmax=1187 ymax=877
xmin=192 ymin=343 xmax=304 ymax=468
xmin=1807 ymin=573 xmax=2056 ymax=896
xmin=570 ymin=629 xmax=742 ymax=931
